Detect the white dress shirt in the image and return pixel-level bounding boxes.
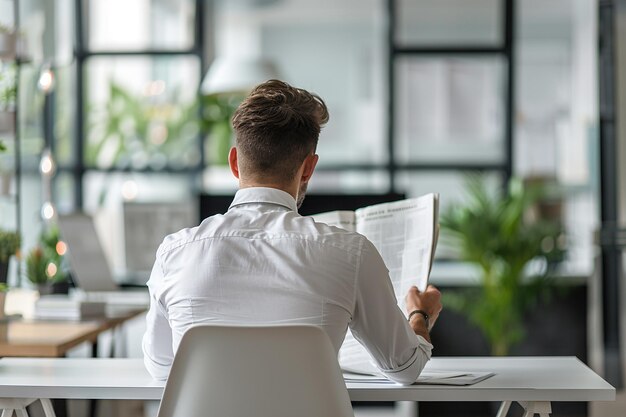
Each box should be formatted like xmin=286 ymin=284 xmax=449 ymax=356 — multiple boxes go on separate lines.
xmin=142 ymin=187 xmax=432 ymax=384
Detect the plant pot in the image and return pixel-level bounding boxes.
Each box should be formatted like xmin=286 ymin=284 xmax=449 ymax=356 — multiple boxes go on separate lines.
xmin=0 ymin=261 xmax=8 ymax=285
xmin=51 ymin=280 xmax=70 ymax=295
xmin=0 ymin=111 xmax=15 ymax=134
xmin=37 ymin=283 xmax=53 ymax=296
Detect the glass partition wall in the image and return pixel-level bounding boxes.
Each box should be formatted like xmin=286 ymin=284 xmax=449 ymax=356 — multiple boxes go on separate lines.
xmin=41 ymin=0 xmax=599 ymax=280
xmin=72 ymin=0 xmax=204 ymax=210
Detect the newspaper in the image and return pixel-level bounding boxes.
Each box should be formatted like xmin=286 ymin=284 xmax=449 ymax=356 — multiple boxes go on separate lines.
xmin=312 ymin=193 xmax=439 ymax=373
xmin=342 ymin=368 xmax=495 ymax=386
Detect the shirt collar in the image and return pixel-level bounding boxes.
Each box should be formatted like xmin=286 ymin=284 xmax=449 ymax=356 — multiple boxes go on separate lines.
xmin=229 ymin=187 xmax=298 ymax=213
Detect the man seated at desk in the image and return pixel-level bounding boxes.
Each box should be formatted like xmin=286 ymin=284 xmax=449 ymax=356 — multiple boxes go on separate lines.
xmin=142 ymin=80 xmax=442 ymax=385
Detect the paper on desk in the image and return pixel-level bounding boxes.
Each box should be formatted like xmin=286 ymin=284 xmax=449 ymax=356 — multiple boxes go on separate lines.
xmin=417 ymin=371 xmax=494 ymax=385
xmin=342 ymin=366 xmax=494 ymax=386
xmin=343 ymin=371 xmax=391 ymax=383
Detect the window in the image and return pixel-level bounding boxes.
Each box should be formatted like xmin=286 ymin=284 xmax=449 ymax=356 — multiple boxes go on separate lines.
xmin=67 ymin=0 xmax=205 ymax=212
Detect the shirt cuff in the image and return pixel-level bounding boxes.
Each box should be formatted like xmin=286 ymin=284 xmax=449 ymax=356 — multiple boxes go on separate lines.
xmin=379 ymin=335 xmax=433 ymax=385
xmin=142 ymin=338 xmax=172 ymax=381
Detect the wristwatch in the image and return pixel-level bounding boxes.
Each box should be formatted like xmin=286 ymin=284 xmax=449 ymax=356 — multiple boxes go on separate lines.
xmin=408 ymin=309 xmax=430 ymax=330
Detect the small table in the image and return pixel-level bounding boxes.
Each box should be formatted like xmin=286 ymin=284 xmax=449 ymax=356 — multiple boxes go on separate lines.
xmin=0 ymin=310 xmax=145 ymax=417
xmin=0 ymin=356 xmax=615 ymax=417
xmin=0 ymin=311 xmax=143 ymax=358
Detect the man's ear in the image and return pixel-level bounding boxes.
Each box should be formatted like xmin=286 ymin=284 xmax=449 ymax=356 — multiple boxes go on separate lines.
xmin=300 ymin=153 xmax=319 ymax=184
xmin=228 ymin=147 xmax=240 ymax=179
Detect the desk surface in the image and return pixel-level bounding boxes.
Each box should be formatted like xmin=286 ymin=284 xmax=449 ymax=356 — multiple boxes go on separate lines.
xmin=0 ymin=310 xmax=144 ymax=357
xmin=0 ymin=356 xmax=615 ymax=403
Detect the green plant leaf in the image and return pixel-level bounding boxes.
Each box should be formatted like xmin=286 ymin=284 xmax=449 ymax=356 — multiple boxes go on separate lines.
xmin=439 ymin=174 xmax=566 ymax=355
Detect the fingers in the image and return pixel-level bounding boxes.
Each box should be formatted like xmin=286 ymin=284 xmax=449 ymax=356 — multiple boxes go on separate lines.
xmin=407 ymin=284 xmax=439 ymax=294
xmin=405 ymin=284 xmax=443 ymax=328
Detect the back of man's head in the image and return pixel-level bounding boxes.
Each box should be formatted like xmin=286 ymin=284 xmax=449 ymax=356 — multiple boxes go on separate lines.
xmin=232 ymin=79 xmax=329 ymax=182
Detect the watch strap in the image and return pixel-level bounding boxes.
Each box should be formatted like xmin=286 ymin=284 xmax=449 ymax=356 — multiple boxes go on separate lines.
xmin=408 ymin=309 xmax=430 ymax=329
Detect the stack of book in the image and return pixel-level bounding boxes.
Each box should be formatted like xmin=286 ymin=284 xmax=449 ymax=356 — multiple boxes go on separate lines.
xmin=34 ymin=295 xmax=106 ymax=320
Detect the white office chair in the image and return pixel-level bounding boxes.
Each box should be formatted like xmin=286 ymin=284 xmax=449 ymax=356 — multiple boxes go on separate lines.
xmin=156 ymin=324 xmax=354 ymax=417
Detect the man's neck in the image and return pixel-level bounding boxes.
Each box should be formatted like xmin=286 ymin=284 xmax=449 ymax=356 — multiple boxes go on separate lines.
xmin=238 ymin=180 xmax=298 ymax=201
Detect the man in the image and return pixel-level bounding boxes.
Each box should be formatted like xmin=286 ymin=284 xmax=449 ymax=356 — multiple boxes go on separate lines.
xmin=142 ymin=80 xmax=442 ymax=385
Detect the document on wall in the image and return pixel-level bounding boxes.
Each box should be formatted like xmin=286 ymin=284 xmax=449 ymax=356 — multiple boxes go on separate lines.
xmin=312 ymin=193 xmax=439 ymax=374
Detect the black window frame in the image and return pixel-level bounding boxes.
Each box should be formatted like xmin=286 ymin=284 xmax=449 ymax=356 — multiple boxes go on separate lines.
xmin=71 ymin=0 xmax=206 ymax=208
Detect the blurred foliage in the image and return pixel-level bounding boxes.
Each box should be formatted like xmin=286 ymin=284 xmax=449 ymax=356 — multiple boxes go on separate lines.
xmin=25 ymin=225 xmax=68 ymax=286
xmin=86 ymin=81 xmax=248 ymax=169
xmin=439 ymin=175 xmax=566 ymax=355
xmin=0 ymin=229 xmax=20 ymax=265
xmin=25 ymin=246 xmax=47 ymax=285
xmin=87 ymin=82 xmax=199 ymax=169
xmin=199 ymin=93 xmax=243 ymax=165
xmin=39 ymin=225 xmax=68 ymax=284
xmin=0 ymin=62 xmax=16 ymax=110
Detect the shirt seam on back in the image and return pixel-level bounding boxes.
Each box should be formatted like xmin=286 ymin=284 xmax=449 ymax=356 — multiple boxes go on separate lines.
xmin=158 ymin=233 xmax=365 ymax=257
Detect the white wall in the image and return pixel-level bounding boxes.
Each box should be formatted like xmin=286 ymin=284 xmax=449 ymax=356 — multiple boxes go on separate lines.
xmin=617 ymin=0 xmax=626 ymax=393
xmin=619 ymin=0 xmax=626 ymax=222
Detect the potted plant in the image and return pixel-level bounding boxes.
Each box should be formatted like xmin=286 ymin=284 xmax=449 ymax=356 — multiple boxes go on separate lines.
xmin=25 ymin=226 xmax=69 ymax=294
xmin=0 ymin=229 xmax=20 ymax=285
xmin=39 ymin=225 xmax=69 ymax=293
xmin=439 ymin=175 xmax=565 ymax=356
xmin=0 ymin=229 xmax=16 ymax=321
xmin=25 ymin=247 xmax=50 ymax=294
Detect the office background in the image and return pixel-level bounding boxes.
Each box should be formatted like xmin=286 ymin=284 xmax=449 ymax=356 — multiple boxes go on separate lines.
xmin=0 ymin=1 xmax=625 ymax=416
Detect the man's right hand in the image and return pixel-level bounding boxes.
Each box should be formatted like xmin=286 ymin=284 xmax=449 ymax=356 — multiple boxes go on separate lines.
xmin=405 ymin=285 xmax=442 ymax=342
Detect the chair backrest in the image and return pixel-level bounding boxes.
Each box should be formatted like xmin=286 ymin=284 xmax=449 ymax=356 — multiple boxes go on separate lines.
xmin=156 ymin=324 xmax=354 ymax=417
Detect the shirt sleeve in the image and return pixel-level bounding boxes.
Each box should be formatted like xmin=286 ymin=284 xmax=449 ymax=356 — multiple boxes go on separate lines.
xmin=142 ymin=256 xmax=174 ymax=381
xmin=349 ymin=239 xmax=433 ymax=385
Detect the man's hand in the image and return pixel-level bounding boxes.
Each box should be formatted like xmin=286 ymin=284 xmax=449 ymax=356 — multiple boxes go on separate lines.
xmin=405 ymin=285 xmax=442 ymax=342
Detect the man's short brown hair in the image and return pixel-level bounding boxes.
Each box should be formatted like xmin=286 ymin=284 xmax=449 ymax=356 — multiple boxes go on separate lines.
xmin=232 ymin=79 xmax=329 ymax=181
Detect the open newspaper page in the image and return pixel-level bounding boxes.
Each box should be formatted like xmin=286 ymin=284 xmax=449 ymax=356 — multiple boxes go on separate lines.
xmin=356 ymin=193 xmax=439 ymax=295
xmin=310 ymin=210 xmax=357 ymax=232
xmin=339 ymin=193 xmax=439 ymax=375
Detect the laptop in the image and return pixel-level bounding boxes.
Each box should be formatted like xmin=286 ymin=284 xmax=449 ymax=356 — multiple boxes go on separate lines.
xmin=57 ymin=213 xmax=121 ymax=292
xmin=57 ymin=213 xmax=149 ymax=314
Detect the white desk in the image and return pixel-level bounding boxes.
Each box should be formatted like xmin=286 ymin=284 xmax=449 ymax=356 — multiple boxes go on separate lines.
xmin=0 ymin=357 xmax=615 ymax=417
